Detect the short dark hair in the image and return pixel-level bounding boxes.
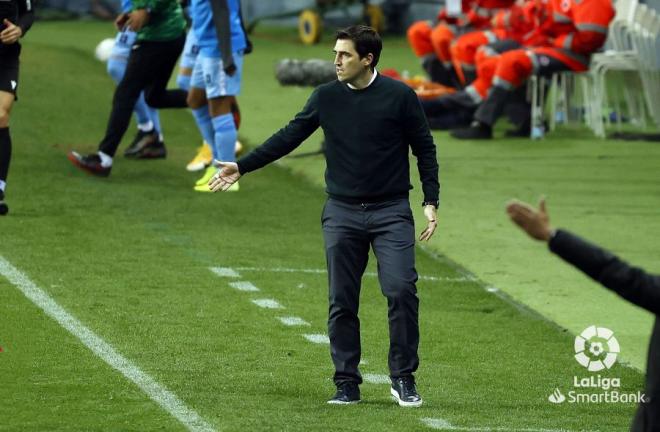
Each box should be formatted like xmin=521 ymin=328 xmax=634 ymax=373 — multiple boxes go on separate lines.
xmin=335 ymin=25 xmax=382 ymax=70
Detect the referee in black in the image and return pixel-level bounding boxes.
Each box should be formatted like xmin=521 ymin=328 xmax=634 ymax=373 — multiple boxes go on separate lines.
xmin=508 ymin=198 xmax=658 ymax=431
xmin=209 ymin=25 xmax=440 ymax=407
xmin=0 ymin=0 xmax=33 ymax=215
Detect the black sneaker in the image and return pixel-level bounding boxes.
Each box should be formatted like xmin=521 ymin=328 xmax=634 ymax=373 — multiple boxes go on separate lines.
xmin=132 ymin=140 xmax=166 ymax=159
xmin=390 ymin=376 xmax=423 ymax=407
xmin=327 ymin=382 xmax=360 ymax=405
xmin=505 ymin=120 xmax=548 ymax=138
xmin=0 ymin=189 xmax=7 ymax=216
xmin=67 ymin=151 xmax=111 ymax=177
xmin=450 ymin=121 xmax=493 ymax=140
xmin=124 ymin=130 xmax=158 ymax=158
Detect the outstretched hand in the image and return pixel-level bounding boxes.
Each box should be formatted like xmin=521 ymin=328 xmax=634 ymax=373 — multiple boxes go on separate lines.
xmin=506 ymin=197 xmax=554 ymax=242
xmin=1 ymin=19 xmax=22 ymax=45
xmin=419 ymin=205 xmax=438 ymax=241
xmin=208 ymin=160 xmax=241 ymax=192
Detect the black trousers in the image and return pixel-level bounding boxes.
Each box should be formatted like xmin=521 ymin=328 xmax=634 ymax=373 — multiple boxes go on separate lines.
xmin=322 ymin=198 xmax=419 ymax=385
xmin=99 ymin=33 xmax=188 ymax=157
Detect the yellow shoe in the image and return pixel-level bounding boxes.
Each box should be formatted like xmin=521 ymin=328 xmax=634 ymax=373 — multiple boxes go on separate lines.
xmin=195 ymin=165 xmax=216 ymax=187
xmin=226 ymin=181 xmax=240 ymax=192
xmin=234 ymin=140 xmax=244 ymax=156
xmin=193 ymin=183 xmax=213 ymax=193
xmin=186 ymin=141 xmax=213 ymax=172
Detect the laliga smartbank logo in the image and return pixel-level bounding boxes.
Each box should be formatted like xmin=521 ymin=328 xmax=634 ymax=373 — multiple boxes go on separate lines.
xmin=574 ymin=325 xmax=619 ymax=371
xmin=547 ymin=326 xmax=647 ymax=405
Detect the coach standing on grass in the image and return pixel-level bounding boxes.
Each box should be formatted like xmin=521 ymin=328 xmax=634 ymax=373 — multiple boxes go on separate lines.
xmin=507 ymin=198 xmax=658 ymax=431
xmin=209 ymin=25 xmax=439 ymax=407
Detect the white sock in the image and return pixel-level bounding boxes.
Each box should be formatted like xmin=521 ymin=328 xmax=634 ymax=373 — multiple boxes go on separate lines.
xmin=97 ymin=151 xmax=113 ymax=168
xmin=158 ymin=133 xmax=164 ymax=142
xmin=0 ymin=180 xmax=5 ymax=193
xmin=137 ymin=121 xmax=154 ymax=132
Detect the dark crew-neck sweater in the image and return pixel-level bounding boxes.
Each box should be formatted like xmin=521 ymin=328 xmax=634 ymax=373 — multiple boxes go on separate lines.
xmin=237 ymin=73 xmax=440 ymax=204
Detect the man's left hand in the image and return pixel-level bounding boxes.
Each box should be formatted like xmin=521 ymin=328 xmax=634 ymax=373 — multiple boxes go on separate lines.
xmin=0 ymin=19 xmax=22 ymax=45
xmin=419 ymin=205 xmax=438 ymax=241
xmin=127 ymin=9 xmax=150 ymax=31
xmin=506 ymin=197 xmax=554 ymax=242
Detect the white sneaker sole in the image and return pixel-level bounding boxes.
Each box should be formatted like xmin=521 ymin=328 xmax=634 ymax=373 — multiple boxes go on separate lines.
xmin=390 ymin=387 xmax=423 ymax=407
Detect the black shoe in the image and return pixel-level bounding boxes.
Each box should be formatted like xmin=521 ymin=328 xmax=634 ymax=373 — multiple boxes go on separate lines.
xmin=124 ymin=130 xmax=158 ymax=158
xmin=504 ymin=118 xmax=531 ymax=138
xmin=67 ymin=151 xmax=111 ymax=177
xmin=132 ymin=140 xmax=166 ymax=159
xmin=327 ymin=382 xmax=361 ymax=405
xmin=390 ymin=376 xmax=423 ymax=407
xmin=504 ymin=120 xmax=548 ymax=138
xmin=0 ymin=190 xmax=7 ymax=216
xmin=450 ymin=121 xmax=493 ymax=140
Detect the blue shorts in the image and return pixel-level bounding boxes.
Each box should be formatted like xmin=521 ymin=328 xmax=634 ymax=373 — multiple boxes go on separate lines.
xmin=190 ymin=52 xmax=243 ymax=98
xmin=110 ymin=29 xmax=137 ymax=61
xmin=180 ymin=30 xmax=199 ymax=70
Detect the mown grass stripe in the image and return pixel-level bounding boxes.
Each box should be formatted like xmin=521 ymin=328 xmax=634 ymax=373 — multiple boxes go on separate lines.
xmin=232 ymin=266 xmax=471 ymax=283
xmin=0 ymin=256 xmax=216 ymax=432
xmin=420 ymin=417 xmax=579 ymax=432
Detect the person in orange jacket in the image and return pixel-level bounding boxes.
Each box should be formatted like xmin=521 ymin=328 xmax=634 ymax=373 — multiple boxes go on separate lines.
xmin=450 ymin=0 xmax=540 ymax=85
xmin=407 ymin=0 xmax=514 ymax=87
xmin=451 ymin=0 xmax=614 ymax=139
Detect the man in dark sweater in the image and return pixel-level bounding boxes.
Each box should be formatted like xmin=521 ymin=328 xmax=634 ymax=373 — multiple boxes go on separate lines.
xmin=209 ymin=25 xmax=440 ymax=407
xmin=507 ymin=198 xmax=658 ymax=431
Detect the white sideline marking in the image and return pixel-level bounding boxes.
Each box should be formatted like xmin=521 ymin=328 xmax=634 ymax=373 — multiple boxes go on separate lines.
xmin=421 ymin=417 xmax=577 ymax=432
xmin=486 ymin=286 xmax=499 ymax=293
xmin=209 ymin=267 xmax=240 ymax=278
xmin=363 ymin=373 xmax=390 ymax=384
xmin=422 ymin=418 xmax=455 ymax=429
xmin=232 ymin=267 xmax=470 ymax=283
xmin=303 ymin=334 xmax=330 ymax=344
xmin=277 ymin=316 xmax=310 ymax=326
xmin=0 ymin=256 xmax=215 ymax=432
xmin=229 ymin=281 xmax=259 ymax=292
xmin=252 ymin=299 xmax=284 ymax=309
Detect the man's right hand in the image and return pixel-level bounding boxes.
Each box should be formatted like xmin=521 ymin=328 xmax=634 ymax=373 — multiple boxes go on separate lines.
xmin=208 ymin=160 xmax=241 ymax=192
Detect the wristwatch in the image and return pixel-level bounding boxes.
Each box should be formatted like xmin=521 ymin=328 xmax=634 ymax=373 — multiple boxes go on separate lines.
xmin=422 ymin=200 xmax=439 ymax=209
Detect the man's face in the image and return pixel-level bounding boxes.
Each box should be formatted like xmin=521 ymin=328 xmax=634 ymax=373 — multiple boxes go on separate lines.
xmin=333 ymin=39 xmax=371 ymax=83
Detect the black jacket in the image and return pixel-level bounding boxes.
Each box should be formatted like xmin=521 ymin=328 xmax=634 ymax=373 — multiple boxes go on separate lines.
xmin=0 ymin=0 xmax=34 ymax=56
xmin=549 ymin=229 xmax=659 ymax=431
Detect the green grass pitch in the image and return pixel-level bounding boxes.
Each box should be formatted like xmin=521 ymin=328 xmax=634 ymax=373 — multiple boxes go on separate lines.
xmin=0 ymin=21 xmax=656 ymax=431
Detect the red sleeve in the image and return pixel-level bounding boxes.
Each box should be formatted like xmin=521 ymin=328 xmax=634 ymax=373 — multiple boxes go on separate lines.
xmin=554 ymin=0 xmax=614 ymax=54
